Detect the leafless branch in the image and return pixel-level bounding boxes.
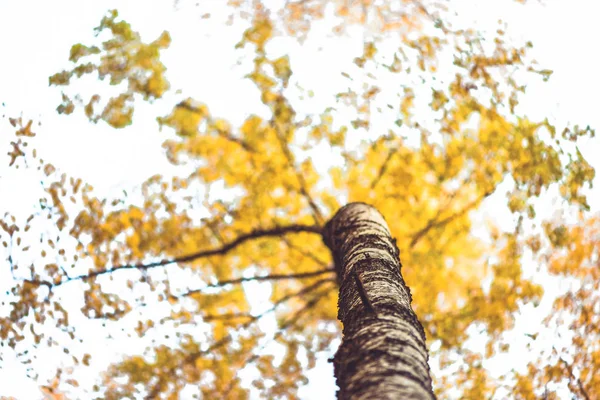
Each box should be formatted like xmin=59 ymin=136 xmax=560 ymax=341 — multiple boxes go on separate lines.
xmin=25 ymin=224 xmax=322 ymax=289
xmin=177 ymin=267 xmax=335 ymax=298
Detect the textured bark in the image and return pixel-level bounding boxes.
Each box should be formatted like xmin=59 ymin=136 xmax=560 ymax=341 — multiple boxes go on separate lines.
xmin=323 ymin=202 xmax=435 ymax=400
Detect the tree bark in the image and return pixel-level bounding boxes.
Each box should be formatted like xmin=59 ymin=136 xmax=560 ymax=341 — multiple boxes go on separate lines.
xmin=323 ymin=202 xmax=435 ymax=400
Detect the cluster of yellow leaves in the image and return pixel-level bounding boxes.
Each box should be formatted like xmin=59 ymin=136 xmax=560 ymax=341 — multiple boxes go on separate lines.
xmin=512 ymin=216 xmax=600 ymax=399
xmin=102 ymin=331 xmax=263 ymax=399
xmin=49 ymin=9 xmax=170 ymax=128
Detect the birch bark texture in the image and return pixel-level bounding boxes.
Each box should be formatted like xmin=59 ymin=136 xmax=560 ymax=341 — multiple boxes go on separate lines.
xmin=323 ymin=202 xmax=435 ymax=400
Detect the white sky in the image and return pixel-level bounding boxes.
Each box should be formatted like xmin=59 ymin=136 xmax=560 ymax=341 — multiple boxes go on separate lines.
xmin=1 ymin=0 xmax=600 ymax=399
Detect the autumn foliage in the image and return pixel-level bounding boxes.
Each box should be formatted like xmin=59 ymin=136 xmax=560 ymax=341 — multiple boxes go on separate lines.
xmin=1 ymin=1 xmax=598 ymax=399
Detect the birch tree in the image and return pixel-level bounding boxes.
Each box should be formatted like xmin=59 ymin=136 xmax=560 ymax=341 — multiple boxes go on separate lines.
xmin=325 ymin=202 xmax=435 ymax=399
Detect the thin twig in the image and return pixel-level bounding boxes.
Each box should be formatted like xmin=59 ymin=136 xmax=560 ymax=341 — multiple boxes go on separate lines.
xmin=187 ymin=278 xmax=333 ymax=361
xmin=175 ymin=102 xmax=256 ymax=153
xmin=282 ymin=236 xmax=330 ymax=267
xmin=370 ymin=146 xmax=397 ymax=189
xmin=559 ymin=356 xmax=590 ymax=400
xmin=177 ymin=267 xmax=335 ymax=298
xmin=222 ymin=284 xmax=333 ymax=397
xmin=409 ymin=190 xmax=492 ymax=248
xmin=273 ymin=119 xmax=324 ymax=224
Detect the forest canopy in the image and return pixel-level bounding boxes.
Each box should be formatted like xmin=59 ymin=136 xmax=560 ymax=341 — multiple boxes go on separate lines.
xmin=1 ymin=0 xmax=598 ymax=399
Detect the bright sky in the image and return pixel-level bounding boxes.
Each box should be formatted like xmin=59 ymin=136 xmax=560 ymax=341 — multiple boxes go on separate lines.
xmin=1 ymin=0 xmax=599 ymax=399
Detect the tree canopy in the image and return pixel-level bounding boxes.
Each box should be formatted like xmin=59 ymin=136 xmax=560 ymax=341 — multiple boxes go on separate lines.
xmin=1 ymin=1 xmax=598 ymax=399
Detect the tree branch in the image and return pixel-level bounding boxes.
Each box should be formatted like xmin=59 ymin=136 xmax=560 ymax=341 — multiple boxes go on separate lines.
xmin=370 ymin=146 xmax=397 ymax=189
xmin=559 ymin=356 xmax=590 ymax=400
xmin=27 ymin=224 xmax=322 ymax=289
xmin=175 ymin=101 xmax=256 ymax=153
xmin=282 ymin=236 xmax=330 ymax=267
xmin=222 ymin=285 xmax=332 ymax=396
xmin=274 ymin=125 xmax=324 ymax=224
xmin=187 ymin=278 xmax=333 ymax=360
xmin=176 ymin=267 xmax=335 ymax=298
xmin=409 ymin=190 xmax=492 ymax=248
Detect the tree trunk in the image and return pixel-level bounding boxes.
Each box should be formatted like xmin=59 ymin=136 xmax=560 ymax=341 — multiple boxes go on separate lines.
xmin=323 ymin=202 xmax=435 ymax=400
